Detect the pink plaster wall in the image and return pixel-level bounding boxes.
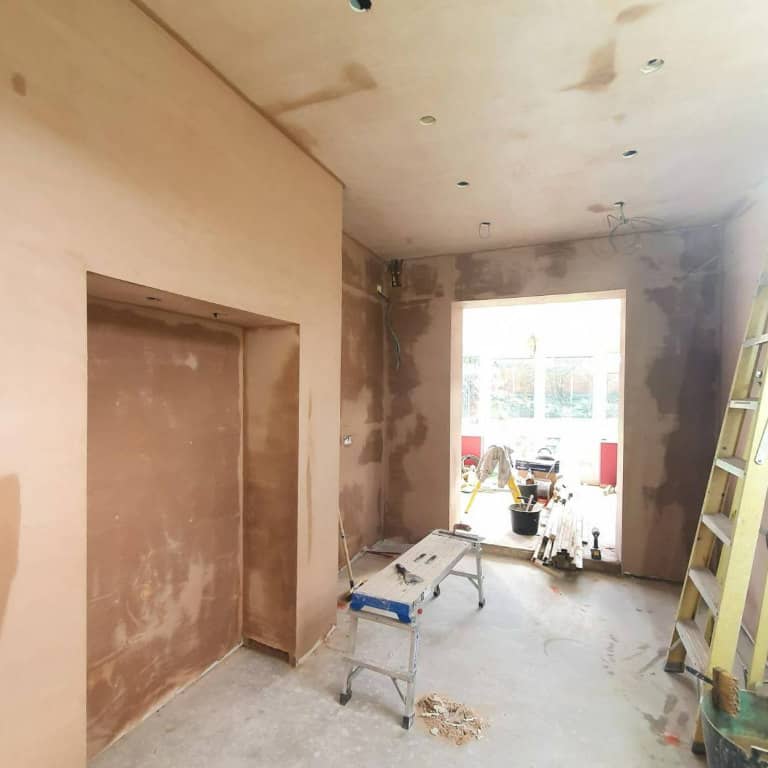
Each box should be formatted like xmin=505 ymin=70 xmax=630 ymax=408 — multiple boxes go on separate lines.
xmin=0 ymin=1 xmax=341 ymax=765
xmin=385 ymin=229 xmax=722 ymax=582
xmin=340 ymin=236 xmax=386 ymax=563
xmin=87 ymin=301 xmax=243 ymax=758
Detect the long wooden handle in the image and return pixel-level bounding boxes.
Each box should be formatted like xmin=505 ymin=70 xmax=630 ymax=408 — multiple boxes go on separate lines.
xmin=338 ymin=508 xmax=354 ymax=590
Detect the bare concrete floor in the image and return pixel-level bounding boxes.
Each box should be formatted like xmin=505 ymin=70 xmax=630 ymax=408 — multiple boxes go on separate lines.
xmin=92 ymin=555 xmax=703 ymax=768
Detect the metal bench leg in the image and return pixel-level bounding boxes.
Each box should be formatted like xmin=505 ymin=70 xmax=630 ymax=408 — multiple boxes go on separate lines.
xmin=476 ymin=545 xmax=485 ymax=608
xmin=402 ymin=622 xmax=420 ymax=729
xmin=339 ymin=612 xmax=359 ymax=705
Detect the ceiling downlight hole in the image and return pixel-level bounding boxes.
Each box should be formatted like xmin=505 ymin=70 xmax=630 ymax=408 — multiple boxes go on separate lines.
xmin=641 ymin=58 xmax=664 ymax=74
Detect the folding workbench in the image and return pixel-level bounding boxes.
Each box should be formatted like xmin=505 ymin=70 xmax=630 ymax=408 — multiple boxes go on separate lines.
xmin=339 ymin=529 xmax=485 ymax=728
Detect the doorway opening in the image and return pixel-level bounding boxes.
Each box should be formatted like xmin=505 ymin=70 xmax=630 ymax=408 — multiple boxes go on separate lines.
xmin=452 ymin=291 xmax=625 ymax=566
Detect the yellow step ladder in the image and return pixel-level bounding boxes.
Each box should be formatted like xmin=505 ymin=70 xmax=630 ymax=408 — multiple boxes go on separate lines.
xmin=665 ymin=267 xmax=768 ymax=753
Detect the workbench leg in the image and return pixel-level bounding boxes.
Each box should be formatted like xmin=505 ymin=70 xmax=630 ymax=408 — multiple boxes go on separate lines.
xmin=402 ymin=622 xmax=420 ymax=729
xmin=339 ymin=612 xmax=359 ymax=706
xmin=476 ymin=546 xmax=486 ymax=608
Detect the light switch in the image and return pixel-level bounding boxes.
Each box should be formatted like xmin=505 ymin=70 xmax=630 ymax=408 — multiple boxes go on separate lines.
xmin=342 ymin=434 xmax=353 ymax=446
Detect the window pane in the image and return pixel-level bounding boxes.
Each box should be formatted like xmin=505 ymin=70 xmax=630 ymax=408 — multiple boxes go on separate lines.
xmin=545 ymin=357 xmax=593 ymax=418
xmin=606 ymin=371 xmax=619 ymax=418
xmin=462 ymin=356 xmax=480 ymax=421
xmin=490 ymin=358 xmax=534 ymax=418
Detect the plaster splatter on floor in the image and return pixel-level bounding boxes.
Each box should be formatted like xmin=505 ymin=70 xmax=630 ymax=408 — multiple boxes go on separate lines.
xmin=417 ymin=693 xmax=486 ymax=745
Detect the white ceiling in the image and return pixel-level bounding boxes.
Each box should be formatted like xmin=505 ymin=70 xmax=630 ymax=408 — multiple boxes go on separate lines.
xmin=142 ymin=0 xmax=768 ymax=259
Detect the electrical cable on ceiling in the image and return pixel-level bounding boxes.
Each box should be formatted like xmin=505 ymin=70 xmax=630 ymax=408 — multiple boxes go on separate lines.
xmin=606 ymin=201 xmax=664 ymax=251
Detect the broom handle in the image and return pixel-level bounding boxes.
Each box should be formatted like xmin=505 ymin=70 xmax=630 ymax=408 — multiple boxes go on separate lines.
xmin=338 ymin=509 xmax=354 ymax=590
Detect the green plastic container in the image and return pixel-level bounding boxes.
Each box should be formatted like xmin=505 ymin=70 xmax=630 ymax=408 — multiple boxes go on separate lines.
xmin=701 ymin=689 xmax=768 ymax=766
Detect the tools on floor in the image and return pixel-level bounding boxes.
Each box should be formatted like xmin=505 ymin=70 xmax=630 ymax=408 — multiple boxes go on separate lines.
xmin=665 ymin=265 xmax=768 ymax=753
xmin=532 ymin=484 xmax=584 ymax=570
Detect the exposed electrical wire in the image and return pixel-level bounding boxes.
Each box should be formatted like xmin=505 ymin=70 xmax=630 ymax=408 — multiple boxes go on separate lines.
xmin=382 ymin=292 xmax=402 ymax=370
xmin=607 ymin=201 xmax=664 ymax=251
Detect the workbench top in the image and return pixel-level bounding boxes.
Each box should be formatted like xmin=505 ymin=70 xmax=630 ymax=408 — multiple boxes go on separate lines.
xmin=353 ymin=532 xmax=473 ymax=607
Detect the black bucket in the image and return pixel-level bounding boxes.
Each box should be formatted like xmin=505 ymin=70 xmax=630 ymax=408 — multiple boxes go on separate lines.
xmin=519 ymin=482 xmax=538 ymax=503
xmin=510 ymin=503 xmax=540 ymax=535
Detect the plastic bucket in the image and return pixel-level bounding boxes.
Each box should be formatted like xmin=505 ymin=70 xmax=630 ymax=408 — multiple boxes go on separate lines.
xmin=701 ymin=689 xmax=768 ymax=766
xmin=519 ymin=482 xmax=537 ymax=503
xmin=510 ymin=503 xmax=540 ymax=535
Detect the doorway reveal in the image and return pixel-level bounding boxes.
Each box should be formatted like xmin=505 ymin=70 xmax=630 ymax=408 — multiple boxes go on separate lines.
xmin=452 ymin=291 xmax=625 ymax=566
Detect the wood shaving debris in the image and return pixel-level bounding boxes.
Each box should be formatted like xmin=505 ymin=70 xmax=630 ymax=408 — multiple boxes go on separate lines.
xmin=416 ymin=693 xmax=486 ymax=745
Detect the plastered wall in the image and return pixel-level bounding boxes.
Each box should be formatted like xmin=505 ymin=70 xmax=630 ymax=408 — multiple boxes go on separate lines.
xmin=87 ymin=301 xmax=242 ymax=757
xmin=385 ymin=229 xmax=722 ymax=581
xmin=0 ymin=1 xmax=341 ymax=765
xmin=243 ymin=326 xmax=299 ymax=655
xmin=339 ymin=236 xmax=387 ymax=562
xmin=720 ymin=182 xmax=768 ymax=636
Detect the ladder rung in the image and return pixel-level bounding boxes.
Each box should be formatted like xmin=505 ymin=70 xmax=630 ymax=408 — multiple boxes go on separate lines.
xmin=702 ymin=513 xmax=735 ymax=546
xmin=714 ymin=456 xmax=746 ymax=477
xmin=744 ymin=333 xmax=768 ymax=348
xmin=689 ymin=567 xmax=722 ymax=615
xmin=729 ymin=398 xmax=758 ymax=410
xmin=676 ymin=620 xmax=709 ymax=672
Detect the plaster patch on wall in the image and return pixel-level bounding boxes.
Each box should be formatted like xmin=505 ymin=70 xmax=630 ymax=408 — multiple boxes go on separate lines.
xmin=561 ymin=41 xmax=617 ymax=93
xmin=642 ymin=261 xmax=720 ymax=576
xmin=263 ymin=62 xmax=377 ymax=116
xmin=387 ymin=414 xmax=429 ymax=537
xmin=10 ymin=72 xmax=26 ymax=96
xmin=407 ymin=261 xmax=443 ymax=298
xmin=454 ymin=253 xmax=524 ymax=300
xmin=615 ymin=3 xmax=657 ymax=24
xmin=534 ymin=242 xmax=576 ymax=278
xmin=341 ymin=290 xmax=384 ymax=422
xmin=358 ymin=428 xmax=384 ymax=464
xmin=388 ymin=301 xmax=431 ymax=421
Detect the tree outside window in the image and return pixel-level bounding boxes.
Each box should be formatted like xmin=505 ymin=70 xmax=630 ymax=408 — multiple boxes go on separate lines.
xmin=490 ymin=358 xmax=534 ymax=418
xmin=545 ymin=357 xmax=593 ymax=418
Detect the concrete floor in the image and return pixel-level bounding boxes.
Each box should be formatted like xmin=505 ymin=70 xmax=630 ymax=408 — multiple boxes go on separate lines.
xmin=92 ymin=555 xmax=703 ymax=768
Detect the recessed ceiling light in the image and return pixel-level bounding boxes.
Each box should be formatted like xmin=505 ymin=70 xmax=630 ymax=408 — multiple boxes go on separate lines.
xmin=145 ymin=296 xmax=161 ymax=302
xmin=349 ymin=0 xmax=372 ymax=11
xmin=419 ymin=115 xmax=437 ymax=126
xmin=641 ymin=58 xmax=664 ymax=74
xmin=456 ymin=180 xmax=470 ymax=188
xmin=622 ymin=149 xmax=639 ymax=158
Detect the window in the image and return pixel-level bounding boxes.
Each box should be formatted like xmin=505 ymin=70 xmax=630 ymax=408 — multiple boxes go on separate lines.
xmin=490 ymin=358 xmax=534 ymax=418
xmin=545 ymin=357 xmax=593 ymax=418
xmin=462 ymin=356 xmax=480 ymax=422
xmin=606 ymin=371 xmax=620 ymax=418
